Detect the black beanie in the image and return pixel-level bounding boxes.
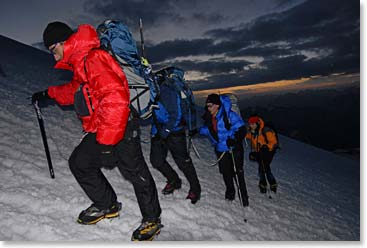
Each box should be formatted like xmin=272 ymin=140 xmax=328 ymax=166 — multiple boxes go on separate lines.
xmin=43 ymin=22 xmax=74 ymax=48
xmin=206 ymin=94 xmax=221 ymax=105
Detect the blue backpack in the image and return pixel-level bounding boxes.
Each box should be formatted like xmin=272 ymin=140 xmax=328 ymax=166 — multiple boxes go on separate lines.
xmin=96 ymin=20 xmax=159 ymax=115
xmin=155 ymin=67 xmax=197 ymax=131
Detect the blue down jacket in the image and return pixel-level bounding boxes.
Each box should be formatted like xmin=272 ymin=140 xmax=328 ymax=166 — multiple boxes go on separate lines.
xmin=200 ymin=95 xmax=245 ymax=152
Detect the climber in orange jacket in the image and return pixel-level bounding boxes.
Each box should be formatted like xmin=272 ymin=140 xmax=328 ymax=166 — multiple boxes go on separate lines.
xmin=245 ymin=116 xmax=278 ymax=194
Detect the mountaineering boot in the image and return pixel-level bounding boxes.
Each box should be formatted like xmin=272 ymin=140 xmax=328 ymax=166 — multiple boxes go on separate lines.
xmin=77 ymin=202 xmax=121 ymax=225
xmin=162 ymin=179 xmax=182 ymax=195
xmin=259 ymin=183 xmax=267 ymax=194
xmin=186 ymin=191 xmax=200 ymax=204
xmin=270 ymin=183 xmax=278 ymax=193
xmin=131 ymin=218 xmax=163 ymax=241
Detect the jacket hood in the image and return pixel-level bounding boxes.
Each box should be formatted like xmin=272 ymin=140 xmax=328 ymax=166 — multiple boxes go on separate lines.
xmin=55 ymin=24 xmax=100 ymax=81
xmin=200 ymin=94 xmax=245 ymax=152
xmin=218 ymin=95 xmax=232 ymax=116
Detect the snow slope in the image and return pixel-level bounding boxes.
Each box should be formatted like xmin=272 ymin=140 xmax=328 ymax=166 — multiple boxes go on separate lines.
xmin=0 ymin=35 xmax=359 ymax=241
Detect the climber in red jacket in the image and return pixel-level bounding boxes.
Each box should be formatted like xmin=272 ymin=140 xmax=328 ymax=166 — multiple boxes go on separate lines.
xmin=31 ymin=22 xmax=162 ymax=241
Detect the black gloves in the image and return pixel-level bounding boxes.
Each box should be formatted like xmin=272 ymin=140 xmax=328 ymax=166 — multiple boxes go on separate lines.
xmin=31 ymin=90 xmax=49 ymax=104
xmin=227 ymin=126 xmax=246 ymax=148
xmin=226 ymin=138 xmax=236 ymax=147
xmin=188 ymin=128 xmax=198 ymax=138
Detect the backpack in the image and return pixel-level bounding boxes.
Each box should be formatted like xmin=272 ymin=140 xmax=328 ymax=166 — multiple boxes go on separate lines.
xmin=155 ymin=66 xmax=197 ymax=131
xmin=222 ymin=93 xmax=241 ymax=118
xmin=96 ymin=20 xmax=159 ymax=115
xmin=262 ymin=122 xmax=280 ymax=151
xmin=220 ymin=93 xmax=243 ymax=131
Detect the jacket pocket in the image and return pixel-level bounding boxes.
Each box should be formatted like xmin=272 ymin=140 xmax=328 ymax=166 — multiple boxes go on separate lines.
xmin=74 ymin=85 xmax=93 ymax=117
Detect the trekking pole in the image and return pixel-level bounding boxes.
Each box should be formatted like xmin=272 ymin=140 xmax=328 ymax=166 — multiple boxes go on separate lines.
xmin=138 ymin=18 xmax=160 ymax=107
xmin=229 ymin=149 xmax=247 ymax=222
xmin=189 ymin=137 xmax=202 ymax=160
xmin=186 ymin=134 xmax=191 ymax=155
xmin=33 ymin=102 xmax=55 ymax=179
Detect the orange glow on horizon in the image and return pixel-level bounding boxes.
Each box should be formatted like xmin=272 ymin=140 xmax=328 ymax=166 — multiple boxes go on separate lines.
xmin=195 ymin=78 xmax=310 ymax=96
xmin=194 ymin=73 xmax=359 ymax=99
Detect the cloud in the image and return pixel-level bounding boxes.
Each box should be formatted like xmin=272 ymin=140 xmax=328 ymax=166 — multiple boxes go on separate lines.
xmin=273 ymin=0 xmax=305 ymax=8
xmin=145 ymin=0 xmax=359 ymax=89
xmin=205 ymin=0 xmax=359 ymax=59
xmin=229 ymin=43 xmax=292 ymax=58
xmin=83 ymin=0 xmax=216 ymax=28
xmin=191 ymin=12 xmax=226 ymax=25
xmin=147 ymin=38 xmax=214 ymax=63
xmin=156 ymin=59 xmax=252 ymax=75
xmin=82 ymin=0 xmax=359 ymax=90
xmin=189 ymin=51 xmax=359 ymax=90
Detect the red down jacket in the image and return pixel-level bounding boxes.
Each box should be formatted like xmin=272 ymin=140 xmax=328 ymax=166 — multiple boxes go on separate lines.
xmin=47 ymin=24 xmax=130 ymax=145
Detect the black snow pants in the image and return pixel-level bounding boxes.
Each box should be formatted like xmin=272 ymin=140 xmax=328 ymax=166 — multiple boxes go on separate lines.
xmin=257 ymin=149 xmax=277 ymax=188
xmin=69 ymin=116 xmax=161 ymax=222
xmin=216 ymin=144 xmax=249 ymax=205
xmin=150 ymin=131 xmax=201 ymax=194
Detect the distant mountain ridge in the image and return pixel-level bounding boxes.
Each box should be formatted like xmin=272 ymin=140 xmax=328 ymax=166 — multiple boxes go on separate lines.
xmin=0 ymin=34 xmax=72 ymax=95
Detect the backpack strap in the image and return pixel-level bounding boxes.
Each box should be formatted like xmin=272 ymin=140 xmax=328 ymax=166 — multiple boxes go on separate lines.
xmin=222 ymin=109 xmax=231 ymax=131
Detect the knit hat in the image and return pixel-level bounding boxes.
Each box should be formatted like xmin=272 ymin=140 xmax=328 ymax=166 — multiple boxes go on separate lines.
xmin=248 ymin=116 xmax=260 ymax=124
xmin=43 ymin=22 xmax=74 ymax=48
xmin=206 ymin=94 xmax=221 ymax=105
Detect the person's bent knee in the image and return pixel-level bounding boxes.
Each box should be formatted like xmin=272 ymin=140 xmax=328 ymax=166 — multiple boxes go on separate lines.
xmin=68 ymin=150 xmax=88 ymax=175
xmin=175 ymin=157 xmax=193 ymax=170
xmin=68 ymin=152 xmax=78 ymax=174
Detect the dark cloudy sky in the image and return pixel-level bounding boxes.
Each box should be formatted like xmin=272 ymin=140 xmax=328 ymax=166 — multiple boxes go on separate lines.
xmin=0 ymin=0 xmax=360 ymax=90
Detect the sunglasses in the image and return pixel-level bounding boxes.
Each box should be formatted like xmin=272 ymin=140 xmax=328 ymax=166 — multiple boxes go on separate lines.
xmin=206 ymin=104 xmax=215 ymax=108
xmin=49 ymin=42 xmax=60 ymax=54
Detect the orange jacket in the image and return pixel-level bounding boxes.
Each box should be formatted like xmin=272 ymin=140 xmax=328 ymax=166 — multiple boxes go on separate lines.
xmin=47 ymin=24 xmax=130 ymax=145
xmin=245 ymin=118 xmax=278 ymax=152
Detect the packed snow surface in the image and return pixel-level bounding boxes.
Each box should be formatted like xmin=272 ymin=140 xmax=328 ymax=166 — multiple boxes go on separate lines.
xmin=0 ymin=35 xmax=359 ymax=241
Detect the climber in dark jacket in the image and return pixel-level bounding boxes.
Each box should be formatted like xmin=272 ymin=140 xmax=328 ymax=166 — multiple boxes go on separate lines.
xmin=150 ymin=75 xmax=201 ymax=204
